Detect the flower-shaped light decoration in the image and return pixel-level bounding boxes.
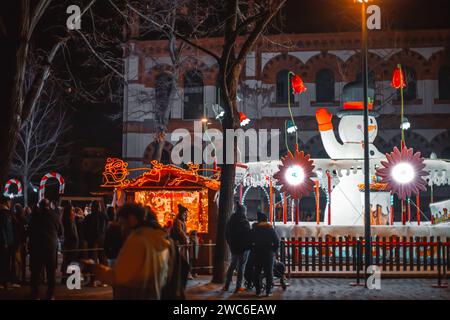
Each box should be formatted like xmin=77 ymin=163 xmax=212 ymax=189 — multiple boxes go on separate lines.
xmin=376 ymin=146 xmax=428 ymax=200
xmin=291 ymin=74 xmax=307 ymax=94
xmin=273 ymin=148 xmax=315 ymax=199
xmin=391 ymin=64 xmax=406 ymax=89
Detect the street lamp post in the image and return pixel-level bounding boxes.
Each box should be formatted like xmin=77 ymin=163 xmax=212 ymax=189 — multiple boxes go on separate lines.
xmin=357 ymin=0 xmax=373 ymax=279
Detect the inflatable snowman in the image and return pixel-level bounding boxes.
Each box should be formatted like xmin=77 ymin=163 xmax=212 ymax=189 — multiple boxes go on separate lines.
xmin=315 ymin=82 xmax=385 ymax=225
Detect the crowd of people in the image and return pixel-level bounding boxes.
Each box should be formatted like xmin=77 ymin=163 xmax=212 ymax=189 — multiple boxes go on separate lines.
xmin=1 ymin=194 xmax=284 ymax=300
xmin=0 ymin=195 xmax=191 ymax=300
xmin=224 ymin=202 xmax=286 ymax=297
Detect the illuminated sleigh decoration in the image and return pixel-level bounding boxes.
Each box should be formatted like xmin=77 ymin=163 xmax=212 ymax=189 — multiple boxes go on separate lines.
xmin=102 ymin=158 xmax=221 ymax=233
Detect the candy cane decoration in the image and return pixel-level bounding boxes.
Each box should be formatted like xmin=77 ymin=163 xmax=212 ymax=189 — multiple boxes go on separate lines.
xmin=39 ymin=172 xmax=65 ymax=201
xmin=3 ymin=179 xmax=23 ymax=198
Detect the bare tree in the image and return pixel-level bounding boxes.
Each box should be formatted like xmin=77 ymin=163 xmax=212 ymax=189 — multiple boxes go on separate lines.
xmin=11 ymin=84 xmax=70 ymax=206
xmin=0 ymin=0 xmax=66 ymax=185
xmin=130 ymin=0 xmax=288 ymax=282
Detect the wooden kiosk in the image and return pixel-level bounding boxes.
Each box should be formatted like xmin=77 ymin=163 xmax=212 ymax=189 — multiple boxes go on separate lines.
xmin=102 ymin=158 xmax=220 ymax=272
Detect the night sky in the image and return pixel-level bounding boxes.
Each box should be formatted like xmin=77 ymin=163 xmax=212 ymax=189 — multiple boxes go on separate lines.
xmin=285 ymin=0 xmax=450 ymax=33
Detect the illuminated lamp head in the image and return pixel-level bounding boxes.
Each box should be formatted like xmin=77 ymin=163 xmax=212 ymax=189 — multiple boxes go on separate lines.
xmin=391 ymin=162 xmax=415 ymax=184
xmin=273 ymin=148 xmax=315 ymax=199
xmin=285 ymin=165 xmax=305 ymax=186
xmin=376 ymin=146 xmax=428 ymax=200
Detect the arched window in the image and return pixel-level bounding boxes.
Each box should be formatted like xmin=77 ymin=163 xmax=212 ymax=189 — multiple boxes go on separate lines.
xmin=276 ymin=69 xmax=294 ymax=104
xmin=315 ymin=69 xmax=335 ymax=103
xmin=155 ymin=72 xmax=173 ymax=113
xmin=397 ymin=66 xmax=417 ymax=101
xmin=439 ymin=66 xmax=450 ymax=100
xmin=183 ymin=69 xmax=204 ymax=120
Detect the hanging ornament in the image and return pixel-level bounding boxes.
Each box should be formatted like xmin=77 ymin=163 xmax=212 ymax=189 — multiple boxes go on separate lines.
xmin=391 ymin=64 xmax=406 ymax=89
xmin=273 ymin=147 xmax=315 ymax=199
xmin=291 ymin=74 xmax=307 ymax=94
xmin=376 ymin=146 xmax=427 ymax=200
xmin=239 ymin=112 xmax=250 ymax=127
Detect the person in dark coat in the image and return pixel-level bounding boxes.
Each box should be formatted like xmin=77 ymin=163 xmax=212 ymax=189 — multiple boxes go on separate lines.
xmin=74 ymin=207 xmax=87 ymax=259
xmin=104 ymin=206 xmax=124 ymax=267
xmin=61 ymin=203 xmax=79 ymax=284
xmin=84 ymin=201 xmax=108 ymax=266
xmin=0 ymin=196 xmax=14 ymax=289
xmin=250 ymin=211 xmax=279 ymax=297
xmin=28 ymin=199 xmax=62 ymax=299
xmin=12 ymin=203 xmax=28 ymax=285
xmin=223 ymin=202 xmax=251 ymax=293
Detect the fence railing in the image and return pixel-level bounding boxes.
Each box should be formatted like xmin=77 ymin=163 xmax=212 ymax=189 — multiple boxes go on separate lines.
xmin=177 ymin=242 xmax=216 ymax=274
xmin=280 ymin=236 xmax=450 ymax=277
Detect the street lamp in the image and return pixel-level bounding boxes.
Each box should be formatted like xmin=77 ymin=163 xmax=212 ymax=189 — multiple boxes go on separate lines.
xmin=355 ymin=0 xmax=373 ymax=280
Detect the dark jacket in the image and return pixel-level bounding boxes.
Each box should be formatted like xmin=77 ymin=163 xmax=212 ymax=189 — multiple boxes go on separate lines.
xmin=104 ymin=221 xmax=123 ymax=260
xmin=28 ymin=207 xmax=62 ymax=254
xmin=13 ymin=213 xmax=28 ymax=248
xmin=225 ymin=210 xmax=251 ymax=254
xmin=250 ymin=222 xmax=280 ymax=257
xmin=84 ymin=211 xmax=108 ymax=244
xmin=63 ymin=219 xmax=79 ymax=249
xmin=75 ymin=216 xmax=85 ymax=245
xmin=0 ymin=205 xmax=14 ymax=248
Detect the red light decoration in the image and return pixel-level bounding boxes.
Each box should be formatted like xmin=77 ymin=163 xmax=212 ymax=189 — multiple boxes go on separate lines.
xmin=376 ymin=146 xmax=427 ymax=200
xmin=391 ymin=65 xmax=406 ymax=89
xmin=101 ymin=158 xmax=220 ymax=190
xmin=273 ymin=147 xmax=315 ymax=199
xmin=291 ymin=74 xmax=307 ymax=94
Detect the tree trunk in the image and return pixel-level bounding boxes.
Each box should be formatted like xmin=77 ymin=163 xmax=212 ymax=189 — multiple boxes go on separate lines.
xmin=211 ymin=62 xmax=241 ymax=283
xmin=23 ymin=176 xmax=29 ymax=207
xmin=211 ymin=162 xmax=236 ymax=283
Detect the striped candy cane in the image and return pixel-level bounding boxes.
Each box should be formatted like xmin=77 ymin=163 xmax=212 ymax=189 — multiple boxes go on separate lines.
xmin=39 ymin=172 xmax=65 ymax=202
xmin=3 ymin=179 xmax=23 ymax=198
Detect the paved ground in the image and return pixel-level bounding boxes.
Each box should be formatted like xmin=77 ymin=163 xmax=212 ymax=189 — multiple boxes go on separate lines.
xmin=1 ymin=276 xmax=449 ymax=300
xmin=186 ymin=277 xmax=450 ymax=300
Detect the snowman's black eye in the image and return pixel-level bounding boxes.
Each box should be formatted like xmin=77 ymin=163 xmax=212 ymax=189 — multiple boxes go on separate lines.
xmin=370 ymin=119 xmax=374 ymax=124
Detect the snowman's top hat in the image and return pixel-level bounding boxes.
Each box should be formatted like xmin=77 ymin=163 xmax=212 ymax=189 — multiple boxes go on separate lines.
xmin=337 ymin=81 xmax=379 ymax=118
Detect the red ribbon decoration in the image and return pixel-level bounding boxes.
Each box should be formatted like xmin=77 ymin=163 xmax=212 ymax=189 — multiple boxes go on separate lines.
xmin=291 ymin=74 xmax=307 ymax=94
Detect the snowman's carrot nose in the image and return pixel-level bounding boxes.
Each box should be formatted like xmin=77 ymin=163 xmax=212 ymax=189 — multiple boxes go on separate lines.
xmin=368 ymin=124 xmax=377 ymax=132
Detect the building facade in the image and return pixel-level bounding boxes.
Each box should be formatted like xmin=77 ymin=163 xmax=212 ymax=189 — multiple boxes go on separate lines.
xmin=123 ymin=29 xmax=450 ymax=171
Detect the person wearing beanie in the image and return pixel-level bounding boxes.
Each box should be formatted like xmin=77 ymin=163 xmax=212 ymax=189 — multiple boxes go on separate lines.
xmin=223 ymin=201 xmax=251 ymax=293
xmin=250 ymin=211 xmax=279 ymax=297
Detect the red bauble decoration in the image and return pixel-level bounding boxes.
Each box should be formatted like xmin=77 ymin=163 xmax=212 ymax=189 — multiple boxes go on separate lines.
xmin=391 ymin=65 xmax=406 ymax=89
xmin=273 ymin=148 xmax=315 ymax=199
xmin=291 ymin=74 xmax=307 ymax=94
xmin=376 ymin=146 xmax=428 ymax=200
